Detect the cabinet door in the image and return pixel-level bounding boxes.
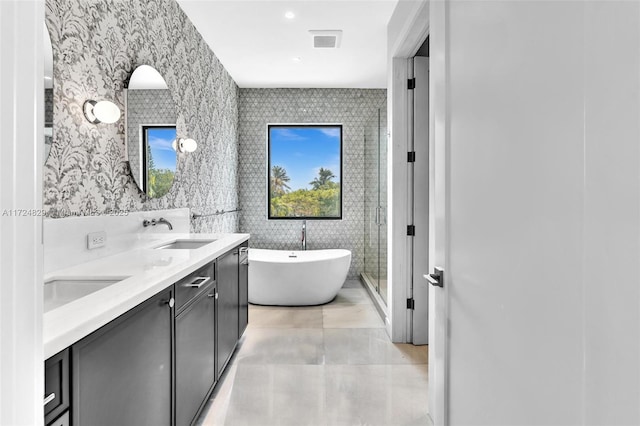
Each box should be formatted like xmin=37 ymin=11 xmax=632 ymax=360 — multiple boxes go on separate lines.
xmin=72 ymin=288 xmax=173 ymax=426
xmin=44 ymin=348 xmax=69 ymax=425
xmin=176 ymin=284 xmax=216 ymax=426
xmin=217 ymin=249 xmax=239 ymax=377
xmin=238 ymin=242 xmax=249 ymax=337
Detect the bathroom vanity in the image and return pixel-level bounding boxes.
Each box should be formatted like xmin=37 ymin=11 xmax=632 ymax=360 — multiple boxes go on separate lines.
xmin=43 ymin=231 xmax=249 ymax=426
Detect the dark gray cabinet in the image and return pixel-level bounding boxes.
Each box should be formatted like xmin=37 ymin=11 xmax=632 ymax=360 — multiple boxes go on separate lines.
xmin=238 ymin=242 xmax=249 ymax=337
xmin=175 ymin=266 xmax=216 ymax=426
xmin=71 ymin=288 xmax=174 ymax=426
xmin=44 ymin=348 xmax=69 ymax=425
xmin=216 ymin=249 xmax=239 ymax=378
xmin=50 ymin=241 xmax=249 ymax=426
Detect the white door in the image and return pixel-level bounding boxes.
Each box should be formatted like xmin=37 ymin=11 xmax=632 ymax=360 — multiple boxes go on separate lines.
xmin=428 ymin=0 xmax=448 ymax=423
xmin=427 ymin=1 xmax=640 ymax=425
xmin=412 ymin=56 xmax=429 ymax=345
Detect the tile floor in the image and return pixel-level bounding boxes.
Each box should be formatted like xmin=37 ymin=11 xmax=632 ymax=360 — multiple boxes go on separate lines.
xmin=195 ymin=280 xmax=430 ymax=426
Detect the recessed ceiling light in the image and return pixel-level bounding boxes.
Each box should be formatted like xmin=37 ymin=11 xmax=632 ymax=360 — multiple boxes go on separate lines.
xmin=292 ymin=57 xmax=302 ymax=62
xmin=285 ymin=11 xmax=295 ymax=19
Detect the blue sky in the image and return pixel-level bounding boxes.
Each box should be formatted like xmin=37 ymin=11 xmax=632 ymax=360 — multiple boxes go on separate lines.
xmin=146 ymin=127 xmax=177 ymax=171
xmin=270 ymin=126 xmax=341 ymax=190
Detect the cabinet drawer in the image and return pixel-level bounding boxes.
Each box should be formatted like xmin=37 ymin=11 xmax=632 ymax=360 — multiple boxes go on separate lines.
xmin=44 ymin=348 xmax=69 ymax=425
xmin=175 ymin=261 xmax=215 ymax=312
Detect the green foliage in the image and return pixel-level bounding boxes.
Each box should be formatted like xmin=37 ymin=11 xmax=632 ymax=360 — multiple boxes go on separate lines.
xmin=148 ymin=169 xmax=174 ymax=198
xmin=145 ymin=143 xmax=174 ymax=198
xmin=309 ymin=167 xmax=336 ymax=190
xmin=270 ymin=165 xmax=291 ymax=196
xmin=269 ymin=167 xmax=340 ymax=218
xmin=147 ymin=144 xmax=156 ymax=170
xmin=270 ymin=187 xmax=340 ymax=218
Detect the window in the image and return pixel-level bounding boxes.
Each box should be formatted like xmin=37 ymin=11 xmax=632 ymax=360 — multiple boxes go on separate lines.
xmin=142 ymin=125 xmax=177 ymax=198
xmin=268 ymin=124 xmax=342 ymax=219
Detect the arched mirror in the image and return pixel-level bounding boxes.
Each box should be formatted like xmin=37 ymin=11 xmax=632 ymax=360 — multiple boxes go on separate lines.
xmin=44 ymin=23 xmax=53 ymax=163
xmin=125 ymin=65 xmax=177 ymax=199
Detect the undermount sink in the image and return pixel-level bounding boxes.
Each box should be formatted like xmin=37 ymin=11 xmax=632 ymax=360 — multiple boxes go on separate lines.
xmin=44 ymin=278 xmax=127 ymax=313
xmin=154 ymin=239 xmax=216 ymax=250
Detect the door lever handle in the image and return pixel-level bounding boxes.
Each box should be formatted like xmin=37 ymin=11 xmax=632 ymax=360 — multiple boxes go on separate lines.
xmin=424 ymin=266 xmax=444 ymax=288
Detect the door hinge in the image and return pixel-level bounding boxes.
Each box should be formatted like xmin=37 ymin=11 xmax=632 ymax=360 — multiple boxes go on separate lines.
xmin=407 ymin=298 xmax=415 ymax=310
xmin=408 ymin=78 xmax=416 ymax=90
xmin=407 ymin=151 xmax=416 ymax=162
xmin=407 ymin=225 xmax=415 ymax=236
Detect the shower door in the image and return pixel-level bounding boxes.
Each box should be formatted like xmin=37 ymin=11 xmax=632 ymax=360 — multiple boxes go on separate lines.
xmin=363 ymin=102 xmax=388 ymax=304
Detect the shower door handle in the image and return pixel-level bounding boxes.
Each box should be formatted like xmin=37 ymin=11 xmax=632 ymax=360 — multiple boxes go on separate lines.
xmin=374 ymin=206 xmax=385 ymax=226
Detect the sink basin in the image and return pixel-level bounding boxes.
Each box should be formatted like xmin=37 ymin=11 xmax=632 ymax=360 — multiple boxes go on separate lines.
xmin=44 ymin=278 xmax=126 ymax=313
xmin=154 ymin=239 xmax=216 ymax=250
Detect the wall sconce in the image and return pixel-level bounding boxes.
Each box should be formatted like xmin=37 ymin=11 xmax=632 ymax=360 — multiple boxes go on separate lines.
xmin=172 ymin=138 xmax=198 ymax=153
xmin=83 ymin=100 xmax=121 ymax=124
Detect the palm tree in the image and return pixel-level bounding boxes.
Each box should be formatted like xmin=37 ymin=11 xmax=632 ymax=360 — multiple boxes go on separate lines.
xmin=309 ymin=167 xmax=336 ymax=190
xmin=271 ymin=165 xmax=291 ymax=196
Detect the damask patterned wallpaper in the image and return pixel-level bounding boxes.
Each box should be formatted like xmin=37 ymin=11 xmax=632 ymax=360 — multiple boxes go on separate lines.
xmin=238 ymin=89 xmax=387 ymax=278
xmin=44 ymin=0 xmax=239 ymax=233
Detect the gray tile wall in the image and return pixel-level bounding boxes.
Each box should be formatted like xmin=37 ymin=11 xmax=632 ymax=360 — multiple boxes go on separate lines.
xmin=44 ymin=0 xmax=239 ymax=233
xmin=238 ymin=89 xmax=387 ymax=279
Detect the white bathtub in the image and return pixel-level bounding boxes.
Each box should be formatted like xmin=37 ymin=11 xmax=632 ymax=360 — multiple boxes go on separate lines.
xmin=248 ymin=248 xmax=351 ymax=306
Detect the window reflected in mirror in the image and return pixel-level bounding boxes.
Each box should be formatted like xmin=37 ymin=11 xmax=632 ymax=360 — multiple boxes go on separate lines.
xmin=125 ymin=65 xmax=177 ymax=199
xmin=142 ymin=126 xmax=176 ymax=199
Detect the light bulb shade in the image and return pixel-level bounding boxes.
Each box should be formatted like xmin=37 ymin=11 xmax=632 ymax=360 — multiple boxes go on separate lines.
xmin=171 ymin=138 xmax=197 ymax=153
xmin=180 ymin=138 xmax=198 ymax=153
xmin=83 ymin=100 xmax=121 ymax=124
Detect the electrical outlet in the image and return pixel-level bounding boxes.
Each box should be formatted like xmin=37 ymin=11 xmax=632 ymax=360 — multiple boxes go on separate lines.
xmin=87 ymin=231 xmax=107 ymax=249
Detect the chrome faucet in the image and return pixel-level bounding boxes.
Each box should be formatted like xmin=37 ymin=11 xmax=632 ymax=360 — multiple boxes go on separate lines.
xmin=142 ymin=217 xmax=173 ymax=230
xmin=301 ymin=220 xmax=306 ymax=250
xmin=157 ymin=217 xmax=173 ymax=230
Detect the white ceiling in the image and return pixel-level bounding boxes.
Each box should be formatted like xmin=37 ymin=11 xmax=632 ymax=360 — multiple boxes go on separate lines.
xmin=176 ymin=0 xmax=398 ymax=88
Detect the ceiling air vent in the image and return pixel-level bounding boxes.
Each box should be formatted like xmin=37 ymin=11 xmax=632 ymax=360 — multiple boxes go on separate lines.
xmin=309 ymin=30 xmax=342 ymax=49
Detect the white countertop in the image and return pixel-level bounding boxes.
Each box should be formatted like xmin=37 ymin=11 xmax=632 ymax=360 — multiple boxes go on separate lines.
xmin=43 ymin=232 xmax=249 ymax=359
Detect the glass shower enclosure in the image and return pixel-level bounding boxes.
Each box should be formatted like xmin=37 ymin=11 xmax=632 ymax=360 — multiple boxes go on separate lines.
xmin=362 ymin=101 xmax=388 ymax=305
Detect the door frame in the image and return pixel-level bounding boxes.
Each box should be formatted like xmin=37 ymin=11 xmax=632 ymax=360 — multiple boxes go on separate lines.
xmin=387 ymin=1 xmax=429 ymax=343
xmin=387 ymin=0 xmax=445 ymax=425
xmin=0 ymin=1 xmax=45 ymax=424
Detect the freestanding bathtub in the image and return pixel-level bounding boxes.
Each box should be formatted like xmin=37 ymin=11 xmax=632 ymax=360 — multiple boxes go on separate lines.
xmin=248 ymin=248 xmax=351 ymax=306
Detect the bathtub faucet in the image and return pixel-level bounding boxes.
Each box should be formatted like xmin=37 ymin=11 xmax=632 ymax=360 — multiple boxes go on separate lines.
xmin=301 ymin=220 xmax=307 ymax=251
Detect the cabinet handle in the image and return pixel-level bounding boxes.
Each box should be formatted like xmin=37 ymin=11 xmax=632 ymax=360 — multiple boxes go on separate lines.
xmin=186 ymin=276 xmax=210 ymax=288
xmin=43 ymin=393 xmax=55 ymax=405
xmin=164 ymin=297 xmax=175 ymax=308
xmin=239 ymin=247 xmax=249 ymax=255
